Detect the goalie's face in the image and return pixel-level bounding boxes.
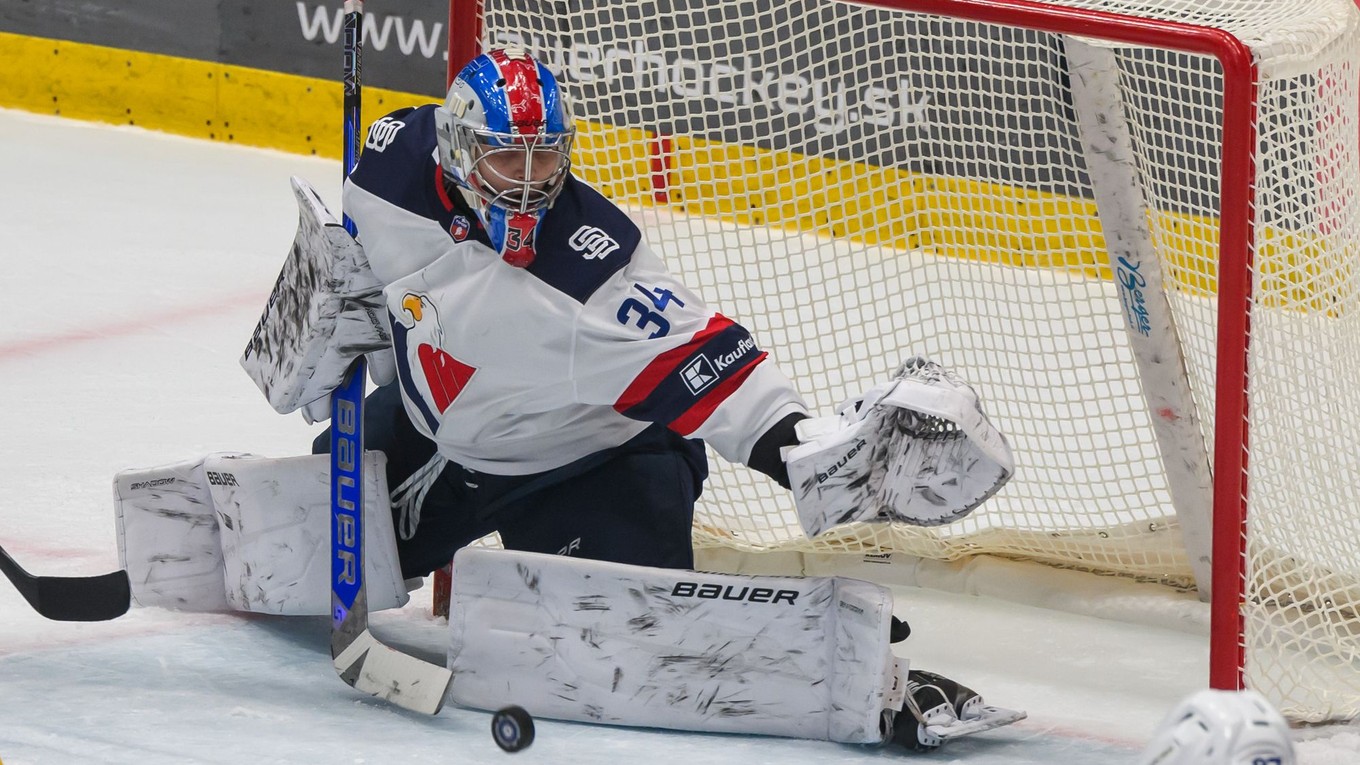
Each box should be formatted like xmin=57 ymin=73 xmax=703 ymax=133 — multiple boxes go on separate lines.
xmin=466 ymin=131 xmax=573 ymax=214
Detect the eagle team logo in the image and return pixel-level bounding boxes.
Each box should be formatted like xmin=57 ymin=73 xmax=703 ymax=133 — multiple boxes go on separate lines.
xmin=395 ymin=292 xmax=476 ymax=413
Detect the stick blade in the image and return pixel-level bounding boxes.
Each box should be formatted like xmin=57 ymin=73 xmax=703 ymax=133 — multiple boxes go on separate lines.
xmin=0 ymin=544 xmax=131 ymax=622
xmin=33 ymin=570 xmax=132 ymax=622
xmin=333 ymin=628 xmax=452 ymax=715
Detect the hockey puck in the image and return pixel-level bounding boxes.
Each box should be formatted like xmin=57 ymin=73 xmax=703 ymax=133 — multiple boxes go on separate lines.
xmin=491 ymin=705 xmax=535 ymax=752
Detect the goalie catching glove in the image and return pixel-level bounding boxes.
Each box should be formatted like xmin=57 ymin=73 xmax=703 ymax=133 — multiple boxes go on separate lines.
xmin=785 ymin=357 xmax=1014 ymax=537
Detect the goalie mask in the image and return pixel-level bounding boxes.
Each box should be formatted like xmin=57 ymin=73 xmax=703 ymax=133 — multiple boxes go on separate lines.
xmin=434 ymin=47 xmax=575 ymax=268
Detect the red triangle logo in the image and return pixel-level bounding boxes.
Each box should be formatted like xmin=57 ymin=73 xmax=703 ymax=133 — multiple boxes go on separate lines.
xmin=417 ymin=344 xmax=477 ymax=413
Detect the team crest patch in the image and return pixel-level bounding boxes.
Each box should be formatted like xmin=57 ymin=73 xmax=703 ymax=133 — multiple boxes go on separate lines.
xmin=568 ymin=225 xmax=620 ymax=260
xmin=395 ymin=292 xmax=477 ymax=413
xmin=364 ymin=116 xmax=405 ymax=152
xmin=449 ymin=215 xmax=471 ymax=242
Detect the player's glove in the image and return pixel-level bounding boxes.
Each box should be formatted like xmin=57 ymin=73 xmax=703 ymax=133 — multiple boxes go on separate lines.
xmin=784 ymin=357 xmax=1013 ymax=537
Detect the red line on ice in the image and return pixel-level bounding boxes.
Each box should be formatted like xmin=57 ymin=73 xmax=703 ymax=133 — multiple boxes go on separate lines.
xmin=0 ymin=290 xmax=265 ymax=362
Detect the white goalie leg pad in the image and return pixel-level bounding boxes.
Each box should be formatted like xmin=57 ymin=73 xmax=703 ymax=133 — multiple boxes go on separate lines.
xmin=115 ymin=452 xmax=408 ymax=615
xmin=785 ymin=357 xmax=1014 ymax=537
xmin=206 ymin=452 xmax=408 ymax=615
xmin=239 ymin=176 xmax=394 ymax=423
xmin=115 ymin=453 xmax=248 ymax=611
xmin=446 ymin=547 xmax=906 ymax=744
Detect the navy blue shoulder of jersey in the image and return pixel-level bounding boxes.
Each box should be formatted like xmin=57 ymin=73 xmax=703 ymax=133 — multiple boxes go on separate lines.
xmin=351 ymin=109 xmax=641 ymax=303
xmin=526 ymin=176 xmax=643 ymax=304
xmin=348 ymin=104 xmax=445 ymax=220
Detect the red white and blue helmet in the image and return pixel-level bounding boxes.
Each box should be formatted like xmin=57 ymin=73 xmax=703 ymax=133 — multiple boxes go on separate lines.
xmin=434 ymin=47 xmax=575 ymax=266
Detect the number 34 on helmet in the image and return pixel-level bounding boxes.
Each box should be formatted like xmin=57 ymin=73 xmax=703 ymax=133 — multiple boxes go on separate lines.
xmin=434 ymin=46 xmax=576 ymax=268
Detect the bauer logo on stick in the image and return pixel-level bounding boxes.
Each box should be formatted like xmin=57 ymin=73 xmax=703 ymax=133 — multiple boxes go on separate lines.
xmin=205 ymin=471 xmax=239 ymax=487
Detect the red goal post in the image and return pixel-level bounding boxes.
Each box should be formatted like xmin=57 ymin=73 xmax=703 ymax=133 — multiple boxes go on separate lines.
xmin=444 ymin=0 xmax=1360 ymax=723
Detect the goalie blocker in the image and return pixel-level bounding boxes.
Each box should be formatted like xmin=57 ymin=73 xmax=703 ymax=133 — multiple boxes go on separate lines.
xmin=445 ymin=547 xmax=1024 ymax=749
xmin=239 ymin=176 xmax=396 ymax=423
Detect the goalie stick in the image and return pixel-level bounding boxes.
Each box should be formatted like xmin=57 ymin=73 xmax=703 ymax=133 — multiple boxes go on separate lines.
xmin=0 ymin=541 xmax=130 ymax=622
xmin=329 ymin=364 xmax=450 ymax=713
xmin=327 ymin=0 xmax=451 ymax=715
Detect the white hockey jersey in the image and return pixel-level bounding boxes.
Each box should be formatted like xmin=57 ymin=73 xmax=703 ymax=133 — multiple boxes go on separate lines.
xmin=343 ymin=105 xmax=807 ymax=475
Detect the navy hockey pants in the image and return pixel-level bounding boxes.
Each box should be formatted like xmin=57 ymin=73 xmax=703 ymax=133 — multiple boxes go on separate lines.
xmin=312 ymin=382 xmax=708 ymax=579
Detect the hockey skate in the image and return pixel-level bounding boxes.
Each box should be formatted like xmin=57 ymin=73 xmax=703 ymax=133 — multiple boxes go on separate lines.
xmin=887 ymin=670 xmax=1026 ymax=752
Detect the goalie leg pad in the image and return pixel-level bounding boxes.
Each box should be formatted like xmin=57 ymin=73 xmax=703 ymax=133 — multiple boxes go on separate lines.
xmin=446 ymin=547 xmax=906 ymax=744
xmin=115 ymin=452 xmax=408 ymax=615
xmin=116 ymin=453 xmax=245 ymax=611
xmin=206 ymin=452 xmax=407 ymax=615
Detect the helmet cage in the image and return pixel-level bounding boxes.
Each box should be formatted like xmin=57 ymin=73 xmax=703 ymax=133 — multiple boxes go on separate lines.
xmin=453 ymin=123 xmax=575 ymax=215
xmin=433 ymin=48 xmax=575 ymax=264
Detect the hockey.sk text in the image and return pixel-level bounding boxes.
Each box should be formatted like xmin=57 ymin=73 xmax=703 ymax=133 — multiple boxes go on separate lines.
xmin=297 ymin=2 xmax=933 ymax=137
xmin=492 ymin=33 xmax=932 ymax=137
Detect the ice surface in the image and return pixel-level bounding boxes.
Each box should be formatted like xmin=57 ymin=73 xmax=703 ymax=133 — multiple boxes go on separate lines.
xmin=0 ymin=108 xmax=1355 ymax=764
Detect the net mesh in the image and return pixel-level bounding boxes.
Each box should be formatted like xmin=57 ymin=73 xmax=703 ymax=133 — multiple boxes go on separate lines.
xmin=466 ymin=0 xmax=1360 ymax=722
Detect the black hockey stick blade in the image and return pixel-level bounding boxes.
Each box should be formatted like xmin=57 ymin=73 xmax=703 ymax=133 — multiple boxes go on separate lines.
xmin=0 ymin=543 xmax=131 ymax=621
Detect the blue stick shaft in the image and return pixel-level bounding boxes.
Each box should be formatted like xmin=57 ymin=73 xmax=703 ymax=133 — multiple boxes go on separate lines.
xmin=332 ymin=0 xmax=366 ymax=632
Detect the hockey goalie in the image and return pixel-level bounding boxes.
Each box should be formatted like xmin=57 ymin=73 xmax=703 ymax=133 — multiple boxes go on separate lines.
xmin=113 ymin=46 xmax=1022 ymax=752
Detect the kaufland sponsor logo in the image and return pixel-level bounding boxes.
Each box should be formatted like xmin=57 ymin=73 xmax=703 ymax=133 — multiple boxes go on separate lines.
xmin=680 ymin=337 xmax=756 ymax=395
xmin=680 ymin=356 xmax=718 ymax=395
xmin=491 ymin=33 xmax=932 ymax=137
xmin=712 ymin=336 xmax=755 ymax=372
xmin=296 ymin=3 xmax=445 ymax=61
